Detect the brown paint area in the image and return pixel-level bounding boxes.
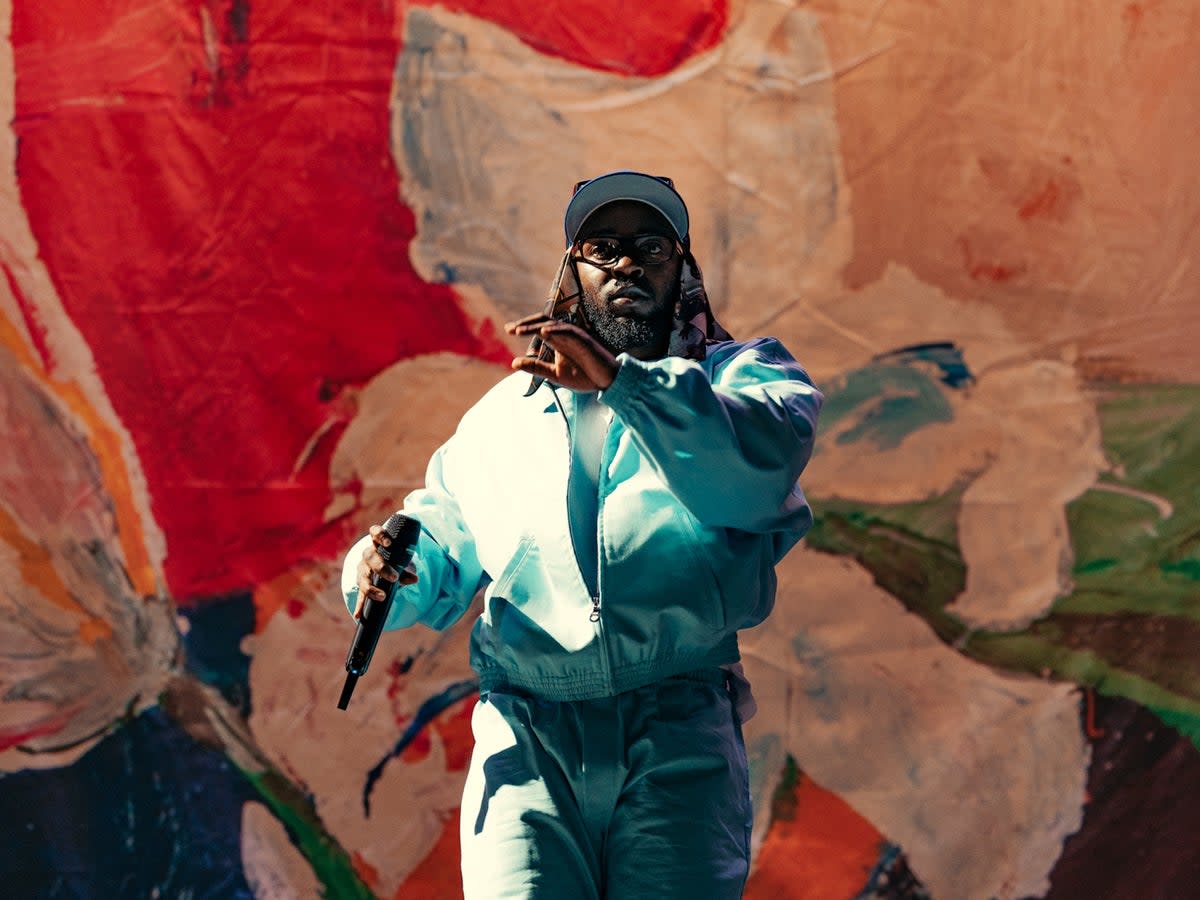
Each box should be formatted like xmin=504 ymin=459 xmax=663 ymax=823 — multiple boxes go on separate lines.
xmin=1043 ymin=693 xmax=1200 ymax=898
xmin=1035 ymin=612 xmax=1200 ymax=704
xmin=812 ymin=0 xmax=1200 ymax=381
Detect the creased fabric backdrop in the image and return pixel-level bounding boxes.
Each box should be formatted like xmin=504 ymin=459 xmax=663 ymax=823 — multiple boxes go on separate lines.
xmin=1 ymin=1 xmax=1197 ymax=897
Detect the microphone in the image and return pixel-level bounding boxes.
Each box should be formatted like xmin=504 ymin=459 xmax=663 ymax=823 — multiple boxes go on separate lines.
xmin=337 ymin=513 xmax=421 ymax=710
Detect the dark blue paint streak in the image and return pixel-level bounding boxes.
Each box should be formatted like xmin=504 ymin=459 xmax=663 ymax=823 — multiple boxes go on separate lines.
xmin=856 ymin=842 xmax=931 ymax=899
xmin=0 ymin=707 xmax=256 ymax=899
xmin=179 ymin=591 xmax=255 ymax=717
xmin=872 ymin=342 xmax=974 ymax=389
xmin=362 ymin=678 xmax=479 ymax=817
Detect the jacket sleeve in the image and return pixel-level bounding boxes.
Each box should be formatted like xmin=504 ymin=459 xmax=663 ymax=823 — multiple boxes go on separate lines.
xmin=340 ymin=436 xmax=487 ymax=631
xmin=599 ymin=337 xmax=823 ymax=534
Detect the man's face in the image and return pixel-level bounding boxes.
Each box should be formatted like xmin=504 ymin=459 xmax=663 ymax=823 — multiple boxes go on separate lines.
xmin=574 ymin=201 xmax=682 ymax=360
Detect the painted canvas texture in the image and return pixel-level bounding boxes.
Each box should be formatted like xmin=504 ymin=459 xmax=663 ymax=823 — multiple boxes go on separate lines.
xmin=1 ymin=1 xmax=1197 ymax=898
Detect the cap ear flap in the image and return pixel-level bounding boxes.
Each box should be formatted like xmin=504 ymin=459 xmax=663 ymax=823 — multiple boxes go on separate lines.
xmin=679 ymin=252 xmax=706 ymax=313
xmin=669 ymin=252 xmax=732 ymax=361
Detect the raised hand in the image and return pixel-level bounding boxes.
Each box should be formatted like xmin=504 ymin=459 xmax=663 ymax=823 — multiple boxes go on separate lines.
xmin=506 ymin=315 xmax=619 ymax=392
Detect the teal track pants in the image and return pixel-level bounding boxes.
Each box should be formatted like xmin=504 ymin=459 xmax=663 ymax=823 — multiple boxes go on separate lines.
xmin=459 ymin=671 xmax=752 ymax=899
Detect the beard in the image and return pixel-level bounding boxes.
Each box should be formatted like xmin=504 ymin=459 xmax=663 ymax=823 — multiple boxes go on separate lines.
xmin=580 ymin=280 xmax=676 ymax=358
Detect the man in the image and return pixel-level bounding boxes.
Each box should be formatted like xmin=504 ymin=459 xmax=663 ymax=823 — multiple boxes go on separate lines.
xmin=343 ymin=171 xmax=823 ymax=898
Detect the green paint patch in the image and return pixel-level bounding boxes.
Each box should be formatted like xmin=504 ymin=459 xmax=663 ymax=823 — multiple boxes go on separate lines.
xmin=964 ymin=633 xmax=1200 ymax=752
xmin=1161 ymin=559 xmax=1200 ymax=580
xmin=1093 ymin=384 xmax=1200 ymax=504
xmin=241 ymin=768 xmax=374 ymax=900
xmin=1148 ymin=704 xmax=1200 ymax=749
xmin=811 ymin=488 xmax=964 ymax=549
xmin=1065 ymin=489 xmax=1161 ymax=575
xmin=806 ymin=379 xmax=1200 ymax=751
xmin=1057 ymin=382 xmax=1200 ymax=626
xmin=769 ymin=754 xmax=803 ymax=823
xmin=1052 ymin=581 xmax=1200 ymax=620
xmin=806 ymin=497 xmax=967 ymax=645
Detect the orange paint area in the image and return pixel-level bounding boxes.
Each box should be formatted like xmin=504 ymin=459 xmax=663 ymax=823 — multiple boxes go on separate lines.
xmin=251 ymin=567 xmax=318 ymax=632
xmin=392 ymin=807 xmax=463 ymax=900
xmin=745 ymin=759 xmax=882 ymax=900
xmin=0 ymin=502 xmax=113 ymax=644
xmin=350 ymin=850 xmax=381 ymax=889
xmin=0 ymin=299 xmax=157 ymax=600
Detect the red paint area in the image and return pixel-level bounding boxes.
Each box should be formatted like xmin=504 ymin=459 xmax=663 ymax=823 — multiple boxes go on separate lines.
xmin=12 ymin=1 xmax=506 ymax=600
xmin=0 ymin=714 xmax=76 ymax=753
xmin=431 ymin=0 xmax=727 ymax=76
xmin=956 ymin=235 xmax=1027 ymax=284
xmin=744 ymin=763 xmax=881 ymax=899
xmin=399 ymin=725 xmax=433 ymax=763
xmin=2 ymin=262 xmax=53 ymax=373
xmin=397 ymin=694 xmax=476 ymax=770
xmin=11 ymin=1 xmax=725 ymax=602
xmin=436 ymin=695 xmax=476 ymax=771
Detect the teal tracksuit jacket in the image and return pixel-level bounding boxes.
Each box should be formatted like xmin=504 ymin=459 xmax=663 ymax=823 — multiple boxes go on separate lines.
xmin=341 ymin=336 xmax=823 ymax=700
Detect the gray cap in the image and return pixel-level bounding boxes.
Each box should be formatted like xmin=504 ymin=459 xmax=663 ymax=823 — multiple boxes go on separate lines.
xmin=563 ymin=171 xmax=689 ymax=245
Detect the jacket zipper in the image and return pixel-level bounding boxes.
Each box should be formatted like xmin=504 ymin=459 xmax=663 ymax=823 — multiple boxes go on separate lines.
xmin=593 ymin=409 xmax=614 ymax=694
xmin=553 ymin=386 xmax=614 ymax=693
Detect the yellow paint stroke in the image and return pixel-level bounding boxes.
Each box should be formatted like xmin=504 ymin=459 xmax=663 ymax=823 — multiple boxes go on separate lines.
xmin=0 ymin=503 xmax=113 ymax=644
xmin=0 ymin=307 xmax=157 ymax=599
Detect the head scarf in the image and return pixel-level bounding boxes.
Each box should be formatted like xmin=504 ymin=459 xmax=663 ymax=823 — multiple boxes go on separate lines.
xmin=668 ymin=251 xmax=731 ymax=361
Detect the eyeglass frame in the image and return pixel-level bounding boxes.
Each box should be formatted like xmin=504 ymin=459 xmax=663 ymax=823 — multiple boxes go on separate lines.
xmin=572 ymin=233 xmax=683 ymax=269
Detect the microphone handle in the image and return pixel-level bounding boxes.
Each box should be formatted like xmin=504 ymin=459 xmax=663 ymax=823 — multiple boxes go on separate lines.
xmin=338 ymin=514 xmax=420 ymax=710
xmin=344 ymin=575 xmax=398 ymax=676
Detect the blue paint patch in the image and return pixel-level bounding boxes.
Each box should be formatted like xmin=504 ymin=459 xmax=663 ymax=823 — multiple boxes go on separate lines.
xmin=433 ymin=261 xmax=459 ymax=284
xmin=744 ymin=732 xmax=782 ymax=807
xmin=818 ymin=346 xmax=966 ymax=451
xmin=179 ymin=591 xmax=255 ymax=717
xmin=873 ymin=341 xmax=974 ymax=389
xmin=791 ymin=633 xmax=839 ymax=721
xmin=0 ymin=707 xmax=257 ymax=898
xmin=857 ymin=842 xmax=931 ymax=899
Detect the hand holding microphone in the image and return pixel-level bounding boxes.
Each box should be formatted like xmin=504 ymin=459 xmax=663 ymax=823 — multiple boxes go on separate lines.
xmin=338 ymin=513 xmax=421 ymax=710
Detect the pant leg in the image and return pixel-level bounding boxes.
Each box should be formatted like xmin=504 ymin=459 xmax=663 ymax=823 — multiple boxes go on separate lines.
xmin=604 ymin=676 xmax=752 ymax=900
xmin=459 ymin=690 xmax=602 ymax=900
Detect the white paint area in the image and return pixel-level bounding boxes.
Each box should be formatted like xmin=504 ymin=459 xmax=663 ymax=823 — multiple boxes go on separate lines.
xmin=743 ymin=546 xmax=1089 ymax=899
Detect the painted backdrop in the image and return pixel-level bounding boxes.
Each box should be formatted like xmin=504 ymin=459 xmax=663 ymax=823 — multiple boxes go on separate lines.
xmin=1 ymin=1 xmax=1198 ymax=897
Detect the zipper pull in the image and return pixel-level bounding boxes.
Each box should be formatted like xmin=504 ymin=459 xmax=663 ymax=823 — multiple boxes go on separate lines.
xmin=589 ymin=595 xmax=601 ymax=623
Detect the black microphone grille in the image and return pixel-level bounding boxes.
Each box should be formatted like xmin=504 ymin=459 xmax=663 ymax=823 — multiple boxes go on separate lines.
xmin=382 ymin=513 xmax=421 ymax=546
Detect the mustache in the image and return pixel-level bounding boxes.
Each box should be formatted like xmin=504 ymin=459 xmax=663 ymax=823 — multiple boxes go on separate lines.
xmin=606 ymin=278 xmax=654 ymax=299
